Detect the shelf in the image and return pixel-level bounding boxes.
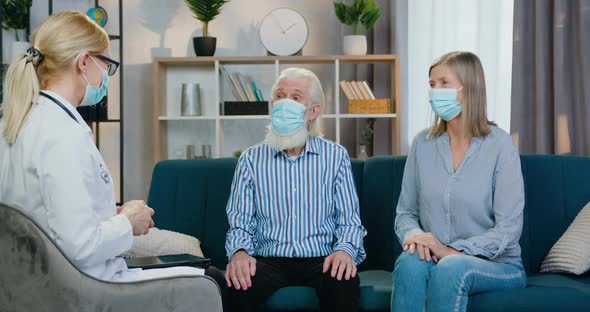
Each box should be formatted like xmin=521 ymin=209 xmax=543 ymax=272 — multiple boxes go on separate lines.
xmin=323 ymin=114 xmax=397 ymax=118
xmin=108 ymin=35 xmax=121 ymax=40
xmin=159 ymin=116 xmax=216 ymax=121
xmin=220 ymin=115 xmax=269 ymax=120
xmin=159 ymin=114 xmax=395 ymax=121
xmin=154 ymin=54 xmax=399 ymax=66
xmin=154 ymin=53 xmax=401 ymax=163
xmin=338 ymin=113 xmax=397 ymax=118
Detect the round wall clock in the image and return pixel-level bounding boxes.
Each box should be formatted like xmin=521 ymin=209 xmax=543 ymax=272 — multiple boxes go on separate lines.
xmin=259 ymin=8 xmax=309 ymax=56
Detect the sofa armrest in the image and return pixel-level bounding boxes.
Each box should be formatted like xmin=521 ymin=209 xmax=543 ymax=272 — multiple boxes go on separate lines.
xmin=100 ymin=275 xmax=223 ymax=312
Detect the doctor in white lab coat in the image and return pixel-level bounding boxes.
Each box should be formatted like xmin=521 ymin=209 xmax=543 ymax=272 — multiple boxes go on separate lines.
xmin=0 ymin=11 xmax=203 ymax=282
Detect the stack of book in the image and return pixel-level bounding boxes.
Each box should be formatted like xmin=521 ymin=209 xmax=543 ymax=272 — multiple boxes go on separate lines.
xmin=340 ymin=80 xmax=391 ymax=114
xmin=339 ymin=80 xmax=376 ymax=100
xmin=220 ymin=66 xmax=265 ymax=102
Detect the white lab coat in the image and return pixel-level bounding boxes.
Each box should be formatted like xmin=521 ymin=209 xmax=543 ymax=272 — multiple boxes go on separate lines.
xmin=0 ymin=91 xmax=202 ymax=281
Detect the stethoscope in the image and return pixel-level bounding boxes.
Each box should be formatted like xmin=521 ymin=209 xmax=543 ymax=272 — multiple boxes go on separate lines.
xmin=40 ymin=91 xmax=112 ymax=184
xmin=39 ymin=91 xmax=79 ymax=124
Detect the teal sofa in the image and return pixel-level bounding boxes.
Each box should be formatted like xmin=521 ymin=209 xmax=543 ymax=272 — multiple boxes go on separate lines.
xmin=147 ymin=155 xmax=590 ymax=312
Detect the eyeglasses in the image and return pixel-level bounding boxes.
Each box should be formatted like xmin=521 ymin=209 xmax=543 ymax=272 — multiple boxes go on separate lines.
xmin=95 ymin=54 xmax=120 ymax=76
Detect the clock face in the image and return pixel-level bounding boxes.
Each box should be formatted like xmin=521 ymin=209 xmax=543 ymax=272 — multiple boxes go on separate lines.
xmin=259 ymin=8 xmax=309 ymax=56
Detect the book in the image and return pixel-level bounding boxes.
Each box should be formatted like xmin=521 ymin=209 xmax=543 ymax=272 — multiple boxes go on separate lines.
xmin=241 ymin=76 xmax=256 ymax=102
xmin=220 ymin=65 xmax=242 ymax=101
xmin=355 ymin=81 xmax=371 ymax=99
xmin=228 ymin=73 xmax=248 ymax=101
xmin=339 ymin=80 xmax=356 ymax=100
xmin=255 ymin=88 xmax=265 ymax=101
xmin=250 ymin=81 xmax=261 ymax=101
xmin=362 ymin=81 xmax=376 ymax=99
xmin=345 ymin=81 xmax=360 ymax=99
xmin=350 ymin=81 xmax=366 ymax=99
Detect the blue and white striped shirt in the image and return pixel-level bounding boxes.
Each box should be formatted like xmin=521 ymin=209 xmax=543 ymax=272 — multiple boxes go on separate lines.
xmin=225 ymin=136 xmax=367 ymax=264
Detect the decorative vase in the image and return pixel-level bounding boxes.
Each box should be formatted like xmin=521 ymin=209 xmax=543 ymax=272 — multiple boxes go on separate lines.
xmin=358 ymin=145 xmax=369 ymax=160
xmin=181 ymin=83 xmax=201 ymax=116
xmin=192 ymin=37 xmax=217 ymax=56
xmin=343 ymin=35 xmax=367 ymax=55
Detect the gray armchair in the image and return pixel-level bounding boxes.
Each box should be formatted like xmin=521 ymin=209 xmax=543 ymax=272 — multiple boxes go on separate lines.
xmin=0 ymin=202 xmax=223 ymax=312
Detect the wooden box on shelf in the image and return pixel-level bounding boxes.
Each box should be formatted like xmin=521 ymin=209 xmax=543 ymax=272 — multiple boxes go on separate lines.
xmin=348 ymin=99 xmax=391 ymax=114
xmin=223 ymin=101 xmax=269 ymax=115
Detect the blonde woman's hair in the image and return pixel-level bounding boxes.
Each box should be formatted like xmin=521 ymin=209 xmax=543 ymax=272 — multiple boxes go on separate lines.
xmin=271 ymin=67 xmax=325 ymax=137
xmin=428 ymin=51 xmax=496 ymax=138
xmin=1 ymin=11 xmax=109 ymax=144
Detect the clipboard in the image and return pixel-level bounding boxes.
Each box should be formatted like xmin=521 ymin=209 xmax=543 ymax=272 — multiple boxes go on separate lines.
xmin=124 ymin=253 xmax=211 ymax=270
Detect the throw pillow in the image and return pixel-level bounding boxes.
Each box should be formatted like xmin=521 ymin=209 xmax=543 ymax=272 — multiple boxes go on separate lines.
xmin=540 ymin=201 xmax=590 ymax=275
xmin=121 ymin=228 xmax=204 ymax=258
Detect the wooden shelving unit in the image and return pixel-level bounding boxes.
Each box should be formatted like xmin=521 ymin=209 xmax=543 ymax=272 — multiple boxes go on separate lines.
xmin=153 ymin=54 xmax=401 ymax=164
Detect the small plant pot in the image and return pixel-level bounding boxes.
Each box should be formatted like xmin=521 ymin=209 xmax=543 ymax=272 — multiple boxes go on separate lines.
xmin=343 ymin=35 xmax=367 ymax=55
xmin=358 ymin=144 xmax=369 ymax=160
xmin=192 ymin=37 xmax=217 ymax=56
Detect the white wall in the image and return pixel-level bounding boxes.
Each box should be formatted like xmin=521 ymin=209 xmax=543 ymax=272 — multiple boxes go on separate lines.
xmin=1 ymin=0 xmax=378 ymax=201
xmin=123 ymin=0 xmax=345 ymax=201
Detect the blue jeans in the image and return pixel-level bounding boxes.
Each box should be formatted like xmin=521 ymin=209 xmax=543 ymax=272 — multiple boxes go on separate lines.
xmin=391 ymin=252 xmax=526 ymax=312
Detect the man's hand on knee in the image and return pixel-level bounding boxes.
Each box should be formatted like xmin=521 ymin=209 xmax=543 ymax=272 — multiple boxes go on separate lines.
xmin=322 ymin=251 xmax=357 ymax=281
xmin=225 ymin=250 xmax=257 ymax=291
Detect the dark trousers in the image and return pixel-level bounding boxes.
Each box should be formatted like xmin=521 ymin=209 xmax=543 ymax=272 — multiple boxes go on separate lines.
xmin=225 ymin=257 xmax=360 ymax=312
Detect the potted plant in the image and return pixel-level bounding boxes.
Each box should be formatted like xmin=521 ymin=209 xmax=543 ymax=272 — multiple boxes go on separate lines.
xmin=358 ymin=118 xmax=375 ymax=160
xmin=334 ymin=0 xmax=380 ymax=55
xmin=1 ymin=0 xmax=32 ymax=63
xmin=184 ymin=0 xmax=230 ymax=56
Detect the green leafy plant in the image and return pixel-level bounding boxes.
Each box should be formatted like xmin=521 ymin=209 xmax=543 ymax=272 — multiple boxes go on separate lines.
xmin=233 ymin=150 xmax=242 ymax=158
xmin=334 ymin=0 xmax=380 ymax=35
xmin=360 ymin=118 xmax=376 ymax=146
xmin=1 ymin=0 xmax=32 ymax=41
xmin=184 ymin=0 xmax=230 ymax=37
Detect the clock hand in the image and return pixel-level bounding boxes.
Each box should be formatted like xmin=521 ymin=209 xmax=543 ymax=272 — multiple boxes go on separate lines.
xmin=283 ymin=21 xmax=298 ymax=33
xmin=271 ymin=14 xmax=286 ymax=34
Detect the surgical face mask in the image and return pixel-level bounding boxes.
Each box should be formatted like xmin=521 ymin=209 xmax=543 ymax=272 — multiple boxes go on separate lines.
xmin=270 ymin=98 xmax=310 ymax=136
xmin=80 ymin=56 xmax=109 ymax=107
xmin=429 ymin=87 xmax=463 ymax=121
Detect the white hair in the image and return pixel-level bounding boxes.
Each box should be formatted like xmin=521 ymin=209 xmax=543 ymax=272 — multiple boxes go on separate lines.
xmin=271 ymin=67 xmax=324 ymax=137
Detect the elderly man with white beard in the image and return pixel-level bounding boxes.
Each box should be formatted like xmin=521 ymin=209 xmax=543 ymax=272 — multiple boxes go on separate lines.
xmin=223 ymin=68 xmax=367 ymax=312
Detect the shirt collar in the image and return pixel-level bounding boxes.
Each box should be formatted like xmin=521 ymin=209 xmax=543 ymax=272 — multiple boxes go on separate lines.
xmin=273 ymin=136 xmax=321 ymax=158
xmin=436 ymin=131 xmax=484 ymax=173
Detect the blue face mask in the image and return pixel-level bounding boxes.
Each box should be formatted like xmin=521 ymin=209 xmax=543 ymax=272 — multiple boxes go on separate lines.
xmin=429 ymin=87 xmax=463 ymax=121
xmin=80 ymin=56 xmax=109 ymax=107
xmin=270 ymin=98 xmax=309 ymax=136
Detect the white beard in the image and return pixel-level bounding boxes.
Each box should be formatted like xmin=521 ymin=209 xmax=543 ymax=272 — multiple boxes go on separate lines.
xmin=265 ymin=124 xmax=310 ymax=151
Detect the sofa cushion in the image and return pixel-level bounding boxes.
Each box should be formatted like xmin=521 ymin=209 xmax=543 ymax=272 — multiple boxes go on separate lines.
xmin=121 ymin=227 xmax=204 ymax=258
xmin=148 ymin=158 xmax=238 ymax=269
xmin=468 ymin=273 xmax=590 ymax=312
xmin=540 ymin=201 xmax=590 ymax=275
xmin=468 ymin=286 xmax=589 ymax=312
xmin=263 ymin=287 xmax=318 ymax=311
xmin=358 ymin=156 xmax=407 ymax=272
xmin=358 ymin=270 xmax=392 ymax=312
xmin=526 ymin=273 xmax=590 ymax=293
xmin=518 ymin=155 xmax=590 ymax=275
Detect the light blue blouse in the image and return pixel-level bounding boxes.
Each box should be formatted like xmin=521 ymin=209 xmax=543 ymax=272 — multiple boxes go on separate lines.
xmin=394 ymin=126 xmax=524 ymax=263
